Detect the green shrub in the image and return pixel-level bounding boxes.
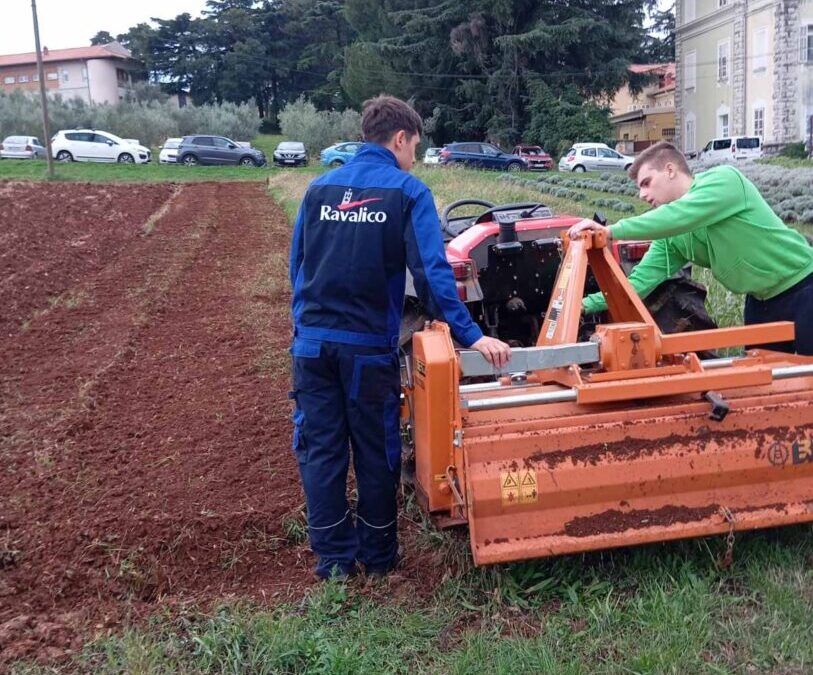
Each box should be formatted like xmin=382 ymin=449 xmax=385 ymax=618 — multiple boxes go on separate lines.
xmin=0 ymin=89 xmax=259 ymax=147
xmin=779 ymin=142 xmax=808 ymax=159
xmin=278 ymin=97 xmax=361 ymax=156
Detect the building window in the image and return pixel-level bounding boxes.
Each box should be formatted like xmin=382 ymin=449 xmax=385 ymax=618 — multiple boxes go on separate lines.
xmin=718 ymin=40 xmax=730 ymax=82
xmin=33 ymin=73 xmax=39 ymax=81
xmin=18 ymin=75 xmax=29 ymax=83
xmin=3 ymin=76 xmax=15 ymax=84
xmin=662 ymin=128 xmax=676 ymax=141
xmin=62 ymin=70 xmax=69 ymax=82
xmin=685 ymin=0 xmax=696 ymax=22
xmin=802 ymin=25 xmax=813 ymax=63
xmin=719 ymin=0 xmax=728 ymax=6
xmin=46 ymin=72 xmax=58 ymax=80
xmin=685 ymin=116 xmax=696 ymax=152
xmin=754 ymin=108 xmax=765 ymax=137
xmin=82 ymin=67 xmax=88 ymax=81
xmin=719 ymin=113 xmax=730 ymax=137
xmin=753 ymin=28 xmax=768 ymax=73
xmin=684 ymin=51 xmax=697 ymax=90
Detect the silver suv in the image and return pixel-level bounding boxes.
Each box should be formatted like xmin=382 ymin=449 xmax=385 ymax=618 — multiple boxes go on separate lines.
xmin=558 ymin=143 xmax=634 ymax=173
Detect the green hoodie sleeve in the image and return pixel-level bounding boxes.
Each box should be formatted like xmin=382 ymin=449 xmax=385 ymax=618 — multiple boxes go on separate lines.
xmin=609 ymin=166 xmax=747 ymax=240
xmin=583 ymin=238 xmax=688 ymax=313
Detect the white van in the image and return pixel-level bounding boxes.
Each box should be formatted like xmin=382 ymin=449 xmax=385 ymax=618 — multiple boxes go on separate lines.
xmin=697 ymin=136 xmax=762 ymax=163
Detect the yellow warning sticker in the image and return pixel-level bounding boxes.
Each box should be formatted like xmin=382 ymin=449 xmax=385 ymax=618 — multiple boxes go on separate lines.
xmin=501 ymin=470 xmax=538 ymax=506
xmin=500 ymin=471 xmax=519 ymax=506
xmin=519 ymin=469 xmax=538 ymax=504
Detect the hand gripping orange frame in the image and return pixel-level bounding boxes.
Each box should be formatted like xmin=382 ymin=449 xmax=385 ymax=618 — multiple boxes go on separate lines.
xmin=407 ymin=229 xmax=813 ymax=565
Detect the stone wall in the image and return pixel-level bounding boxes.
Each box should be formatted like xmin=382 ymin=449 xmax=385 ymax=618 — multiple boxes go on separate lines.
xmin=772 ymin=0 xmax=800 ymax=141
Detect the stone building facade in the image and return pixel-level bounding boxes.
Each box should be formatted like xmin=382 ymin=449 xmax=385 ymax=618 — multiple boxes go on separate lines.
xmin=675 ymin=0 xmax=813 ymax=152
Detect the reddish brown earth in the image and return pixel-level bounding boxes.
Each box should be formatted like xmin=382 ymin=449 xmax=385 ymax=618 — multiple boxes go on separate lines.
xmin=0 ymin=181 xmax=446 ymax=667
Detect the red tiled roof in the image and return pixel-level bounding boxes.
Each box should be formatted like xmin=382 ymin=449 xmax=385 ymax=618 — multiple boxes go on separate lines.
xmin=0 ymin=42 xmax=133 ymax=68
xmin=628 ymin=63 xmax=675 ymax=92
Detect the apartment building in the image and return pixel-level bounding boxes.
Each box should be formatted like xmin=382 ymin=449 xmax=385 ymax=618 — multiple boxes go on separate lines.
xmin=675 ymin=0 xmax=813 ymax=153
xmin=610 ymin=63 xmax=677 ymax=154
xmin=0 ymin=42 xmax=144 ymax=104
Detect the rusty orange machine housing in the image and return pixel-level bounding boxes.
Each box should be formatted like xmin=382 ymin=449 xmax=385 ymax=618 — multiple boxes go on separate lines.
xmin=404 ymin=230 xmax=813 ymax=565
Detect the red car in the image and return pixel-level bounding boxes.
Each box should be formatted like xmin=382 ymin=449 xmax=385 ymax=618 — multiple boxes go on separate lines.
xmin=512 ymin=145 xmax=553 ymax=171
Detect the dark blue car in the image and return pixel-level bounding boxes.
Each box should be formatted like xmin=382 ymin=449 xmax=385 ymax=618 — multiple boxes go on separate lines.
xmin=439 ymin=142 xmax=527 ymax=171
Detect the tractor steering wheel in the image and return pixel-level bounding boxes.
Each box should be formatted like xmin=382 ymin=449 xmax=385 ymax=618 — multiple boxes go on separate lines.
xmin=440 ymin=199 xmax=496 ymax=238
xmin=440 ymin=200 xmax=551 ymax=239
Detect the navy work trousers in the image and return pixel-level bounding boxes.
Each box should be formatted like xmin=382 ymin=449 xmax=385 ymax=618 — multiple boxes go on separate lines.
xmin=291 ymin=339 xmax=401 ymax=578
xmin=745 ymin=272 xmax=813 ymax=356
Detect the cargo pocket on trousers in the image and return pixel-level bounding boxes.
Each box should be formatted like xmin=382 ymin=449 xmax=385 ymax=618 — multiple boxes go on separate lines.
xmin=350 ymin=352 xmax=402 ymax=472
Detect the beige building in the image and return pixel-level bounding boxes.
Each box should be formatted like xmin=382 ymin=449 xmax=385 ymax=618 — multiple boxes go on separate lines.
xmin=0 ymin=42 xmax=143 ymax=104
xmin=610 ymin=64 xmax=677 ymax=154
xmin=675 ymin=0 xmax=813 ymax=153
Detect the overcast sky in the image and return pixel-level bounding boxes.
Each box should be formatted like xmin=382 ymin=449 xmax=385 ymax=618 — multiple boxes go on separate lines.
xmin=0 ymin=0 xmax=210 ymax=55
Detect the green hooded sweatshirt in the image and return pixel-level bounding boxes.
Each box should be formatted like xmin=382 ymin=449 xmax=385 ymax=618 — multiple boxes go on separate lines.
xmin=583 ymin=164 xmax=813 ymax=314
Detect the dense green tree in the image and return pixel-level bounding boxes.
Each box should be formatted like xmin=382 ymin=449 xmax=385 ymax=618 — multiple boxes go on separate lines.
xmin=640 ymin=1 xmax=676 ymax=61
xmin=89 ymin=31 xmax=114 ymax=46
xmin=95 ymin=0 xmax=665 ymax=146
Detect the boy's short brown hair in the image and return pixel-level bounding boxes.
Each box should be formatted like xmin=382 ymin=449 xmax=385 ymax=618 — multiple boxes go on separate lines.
xmin=629 ymin=141 xmax=692 ymax=182
xmin=361 ymin=95 xmax=423 ymax=144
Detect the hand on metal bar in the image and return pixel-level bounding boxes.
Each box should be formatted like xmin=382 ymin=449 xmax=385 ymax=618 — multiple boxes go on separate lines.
xmin=567 ymin=218 xmax=611 ymax=241
xmin=470 ymin=335 xmax=512 ymax=369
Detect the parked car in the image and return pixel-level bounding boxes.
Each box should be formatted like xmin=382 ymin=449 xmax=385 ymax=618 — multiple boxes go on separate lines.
xmin=0 ymin=135 xmax=46 ymax=160
xmin=512 ymin=145 xmax=553 ymax=171
xmin=558 ymin=143 xmax=633 ymax=173
xmin=159 ymin=138 xmax=183 ymax=164
xmin=177 ymin=135 xmax=266 ymax=167
xmin=439 ymin=142 xmax=527 ymax=171
xmin=320 ymin=141 xmax=362 ymax=167
xmin=51 ymin=129 xmax=151 ymax=163
xmin=697 ymin=136 xmax=763 ymax=163
xmin=423 ymin=147 xmax=443 ymax=165
xmin=273 ymin=141 xmax=308 ymax=167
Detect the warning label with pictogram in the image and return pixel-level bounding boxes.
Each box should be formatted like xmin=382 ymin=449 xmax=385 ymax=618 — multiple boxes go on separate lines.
xmin=500 ymin=469 xmax=537 ymax=506
xmin=500 ymin=471 xmax=519 ymax=506
xmin=519 ymin=469 xmax=538 ymax=504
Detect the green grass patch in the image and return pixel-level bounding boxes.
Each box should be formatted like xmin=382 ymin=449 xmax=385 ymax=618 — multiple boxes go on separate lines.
xmin=16 ymin=525 xmax=812 ymax=673
xmin=413 ymin=166 xmax=648 ymax=224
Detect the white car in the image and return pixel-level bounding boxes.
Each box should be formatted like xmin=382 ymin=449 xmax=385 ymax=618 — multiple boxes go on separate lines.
xmin=51 ymin=129 xmax=151 ymax=164
xmin=697 ymin=136 xmax=763 ymax=164
xmin=423 ymin=147 xmax=442 ymax=164
xmin=159 ymin=137 xmax=183 ymax=164
xmin=0 ymin=135 xmax=46 ymax=160
xmin=558 ymin=143 xmax=634 ymax=173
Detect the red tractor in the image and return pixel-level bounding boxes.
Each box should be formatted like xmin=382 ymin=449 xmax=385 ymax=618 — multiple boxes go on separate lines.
xmin=401 ymin=200 xmax=715 ymax=348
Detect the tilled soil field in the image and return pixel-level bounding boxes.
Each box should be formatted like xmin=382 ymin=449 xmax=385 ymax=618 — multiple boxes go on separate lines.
xmin=0 ymin=181 xmax=445 ymax=666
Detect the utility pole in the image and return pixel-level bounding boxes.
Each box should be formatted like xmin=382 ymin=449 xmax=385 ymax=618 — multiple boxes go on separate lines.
xmin=31 ymin=0 xmax=54 ymax=179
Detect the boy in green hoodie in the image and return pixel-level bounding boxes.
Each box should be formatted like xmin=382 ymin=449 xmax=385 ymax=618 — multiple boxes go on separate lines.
xmin=568 ymin=141 xmax=813 ymax=355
